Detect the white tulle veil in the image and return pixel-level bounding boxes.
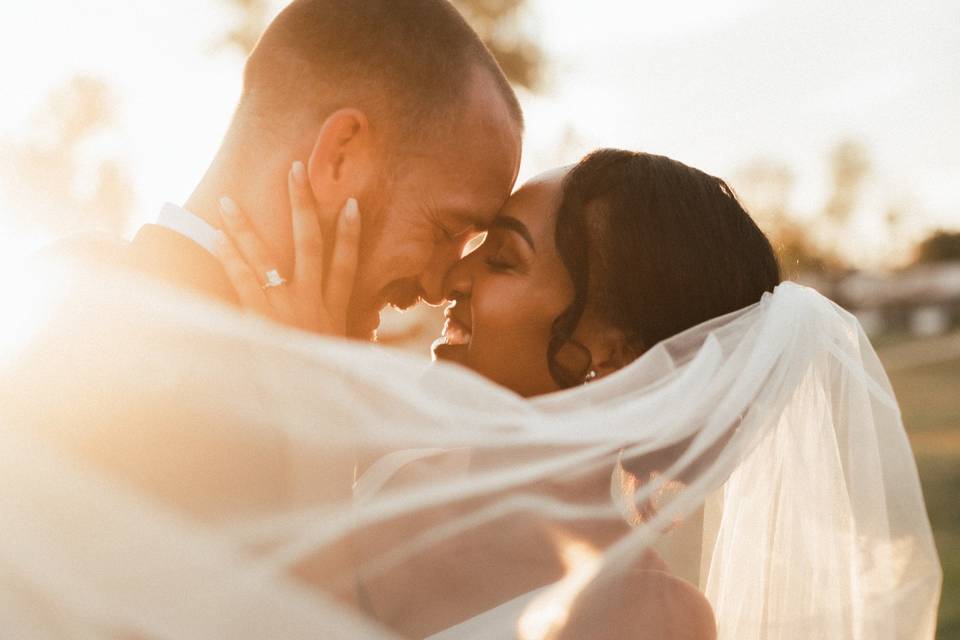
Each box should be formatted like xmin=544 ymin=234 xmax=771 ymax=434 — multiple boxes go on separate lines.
xmin=0 ymin=261 xmax=941 ymax=639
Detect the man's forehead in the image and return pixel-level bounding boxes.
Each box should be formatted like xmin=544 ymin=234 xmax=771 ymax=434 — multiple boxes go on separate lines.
xmin=436 ymin=199 xmax=501 ymax=228
xmin=400 ymin=154 xmax=517 ymax=219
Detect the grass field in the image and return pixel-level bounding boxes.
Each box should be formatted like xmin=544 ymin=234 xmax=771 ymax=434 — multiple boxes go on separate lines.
xmin=881 ymin=333 xmax=960 ymax=639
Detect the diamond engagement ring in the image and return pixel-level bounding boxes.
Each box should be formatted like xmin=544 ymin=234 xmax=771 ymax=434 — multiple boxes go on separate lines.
xmin=262 ymin=269 xmax=287 ymax=290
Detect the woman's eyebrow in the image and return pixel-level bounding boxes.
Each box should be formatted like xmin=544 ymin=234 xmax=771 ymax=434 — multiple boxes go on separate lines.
xmin=491 ymin=216 xmax=535 ymax=251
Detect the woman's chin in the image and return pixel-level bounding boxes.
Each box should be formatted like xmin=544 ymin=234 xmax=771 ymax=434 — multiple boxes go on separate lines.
xmin=431 ymin=339 xmax=470 ymax=366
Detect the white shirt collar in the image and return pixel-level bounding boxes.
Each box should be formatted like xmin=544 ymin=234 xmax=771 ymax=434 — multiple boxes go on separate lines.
xmin=155 ymin=203 xmax=221 ymax=256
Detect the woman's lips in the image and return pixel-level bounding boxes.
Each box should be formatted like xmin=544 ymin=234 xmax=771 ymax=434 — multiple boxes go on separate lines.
xmin=433 ymin=303 xmax=472 ymax=363
xmin=441 ymin=315 xmax=472 ymax=346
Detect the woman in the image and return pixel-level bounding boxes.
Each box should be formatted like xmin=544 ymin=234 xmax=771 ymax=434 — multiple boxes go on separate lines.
xmin=215 ymin=149 xmax=781 ymax=637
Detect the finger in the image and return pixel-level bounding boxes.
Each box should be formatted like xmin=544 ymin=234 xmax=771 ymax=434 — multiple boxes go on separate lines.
xmin=214 ymin=233 xmax=272 ymax=315
xmin=218 ymin=196 xmax=284 ymax=287
xmin=289 ymin=161 xmax=324 ymax=292
xmin=325 ymin=197 xmax=362 ymax=321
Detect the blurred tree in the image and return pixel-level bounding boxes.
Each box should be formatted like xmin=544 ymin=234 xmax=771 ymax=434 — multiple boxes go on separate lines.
xmin=824 ymin=138 xmax=871 ymax=224
xmin=816 ymin=138 xmax=873 ymax=268
xmin=914 ymin=230 xmax=960 ymax=265
xmin=772 ymin=219 xmax=845 ymax=279
xmin=0 ymin=76 xmax=133 ymax=234
xmin=216 ymin=0 xmax=543 ymax=89
xmin=734 ymin=158 xmax=843 ymax=279
xmin=734 ymin=159 xmax=793 ymax=229
xmin=450 ymin=0 xmax=543 ymax=89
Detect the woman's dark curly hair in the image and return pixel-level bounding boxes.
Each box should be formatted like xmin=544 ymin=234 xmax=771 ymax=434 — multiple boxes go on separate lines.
xmin=546 ymin=149 xmax=782 ymax=388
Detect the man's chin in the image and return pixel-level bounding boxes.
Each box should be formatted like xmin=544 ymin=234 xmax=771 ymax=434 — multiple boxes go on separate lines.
xmin=348 ymin=308 xmax=381 ymax=342
xmin=350 ymin=280 xmax=423 ymax=341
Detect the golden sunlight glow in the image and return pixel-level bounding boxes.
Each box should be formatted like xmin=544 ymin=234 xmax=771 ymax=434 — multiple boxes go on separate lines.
xmin=517 ymin=533 xmax=602 ymax=640
xmin=1 ymin=260 xmax=59 ymax=360
xmin=1 ymin=0 xmax=958 ymax=272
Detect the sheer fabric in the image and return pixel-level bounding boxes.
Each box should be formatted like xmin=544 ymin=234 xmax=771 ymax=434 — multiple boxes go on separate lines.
xmin=0 ymin=260 xmax=941 ymax=638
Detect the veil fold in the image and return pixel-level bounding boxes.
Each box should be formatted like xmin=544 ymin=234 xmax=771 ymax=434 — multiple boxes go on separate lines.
xmin=0 ymin=261 xmax=941 ymax=638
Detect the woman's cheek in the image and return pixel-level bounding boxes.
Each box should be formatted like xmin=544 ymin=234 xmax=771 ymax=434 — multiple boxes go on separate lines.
xmin=468 ymin=271 xmax=570 ymax=394
xmin=469 ymin=287 xmax=535 ymax=380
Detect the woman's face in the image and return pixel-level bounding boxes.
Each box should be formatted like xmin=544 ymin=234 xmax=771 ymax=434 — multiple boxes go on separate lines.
xmin=434 ymin=168 xmax=576 ymax=397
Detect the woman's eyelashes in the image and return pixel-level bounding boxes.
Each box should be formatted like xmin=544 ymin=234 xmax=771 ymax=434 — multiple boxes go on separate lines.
xmin=484 ymin=254 xmax=515 ymax=272
xmin=479 ymin=225 xmax=538 ymax=274
xmin=482 ymin=239 xmax=523 ymax=273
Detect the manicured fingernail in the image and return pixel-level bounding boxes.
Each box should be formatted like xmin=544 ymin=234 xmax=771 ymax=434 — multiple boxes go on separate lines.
xmin=291 ymin=160 xmax=306 ymax=187
xmin=343 ymin=197 xmax=359 ymax=223
xmin=219 ymin=196 xmax=239 ymax=218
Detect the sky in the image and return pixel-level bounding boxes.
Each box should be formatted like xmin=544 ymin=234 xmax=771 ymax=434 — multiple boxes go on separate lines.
xmin=0 ymin=0 xmax=958 ymax=268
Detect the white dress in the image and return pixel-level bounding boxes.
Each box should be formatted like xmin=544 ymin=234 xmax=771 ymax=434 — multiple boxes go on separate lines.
xmin=425 ymin=588 xmax=548 ymax=639
xmin=355 ymin=448 xmax=546 ymax=639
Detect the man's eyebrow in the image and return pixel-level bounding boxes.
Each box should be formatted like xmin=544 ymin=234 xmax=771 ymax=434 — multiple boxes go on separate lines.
xmin=491 ymin=216 xmax=535 ymax=251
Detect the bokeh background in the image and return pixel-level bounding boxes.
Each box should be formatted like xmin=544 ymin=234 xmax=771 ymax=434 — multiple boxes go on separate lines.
xmin=2 ymin=1 xmax=957 ymax=635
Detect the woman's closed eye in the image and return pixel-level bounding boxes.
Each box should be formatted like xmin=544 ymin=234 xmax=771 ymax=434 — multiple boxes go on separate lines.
xmin=477 ymin=225 xmax=533 ymax=274
xmin=484 ymin=253 xmax=516 ymax=272
xmin=482 ymin=238 xmax=525 ymax=273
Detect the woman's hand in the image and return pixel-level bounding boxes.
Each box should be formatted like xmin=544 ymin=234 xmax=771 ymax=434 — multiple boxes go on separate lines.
xmin=215 ymin=160 xmax=361 ymax=336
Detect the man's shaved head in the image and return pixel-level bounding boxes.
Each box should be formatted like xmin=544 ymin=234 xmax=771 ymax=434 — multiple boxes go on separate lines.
xmin=192 ymin=0 xmax=524 ymax=340
xmin=239 ymin=0 xmax=523 ymax=145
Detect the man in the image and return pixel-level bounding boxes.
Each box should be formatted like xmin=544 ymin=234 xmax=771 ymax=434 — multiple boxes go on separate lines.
xmin=129 ymin=0 xmax=523 ymax=339
xmin=28 ymin=0 xmax=524 ymax=598
xmin=11 ymin=2 xmax=523 ymax=631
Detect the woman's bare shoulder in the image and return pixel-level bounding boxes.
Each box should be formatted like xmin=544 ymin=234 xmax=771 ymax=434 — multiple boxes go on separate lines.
xmin=558 ymin=562 xmax=716 ymax=640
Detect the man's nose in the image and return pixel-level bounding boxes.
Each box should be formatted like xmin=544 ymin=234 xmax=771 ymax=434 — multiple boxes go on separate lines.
xmin=419 ymin=239 xmax=469 ymax=306
xmin=441 ymin=249 xmax=474 ymax=304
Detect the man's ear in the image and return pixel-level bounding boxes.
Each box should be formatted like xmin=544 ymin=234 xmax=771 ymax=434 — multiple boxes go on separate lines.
xmin=305 ymin=108 xmax=377 ymax=226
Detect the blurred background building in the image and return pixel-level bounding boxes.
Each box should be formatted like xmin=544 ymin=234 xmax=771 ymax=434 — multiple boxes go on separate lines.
xmin=1 ymin=0 xmax=958 ymax=636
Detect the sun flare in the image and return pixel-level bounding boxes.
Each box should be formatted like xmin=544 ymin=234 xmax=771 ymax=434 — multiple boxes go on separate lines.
xmin=517 ymin=533 xmax=602 ymax=640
